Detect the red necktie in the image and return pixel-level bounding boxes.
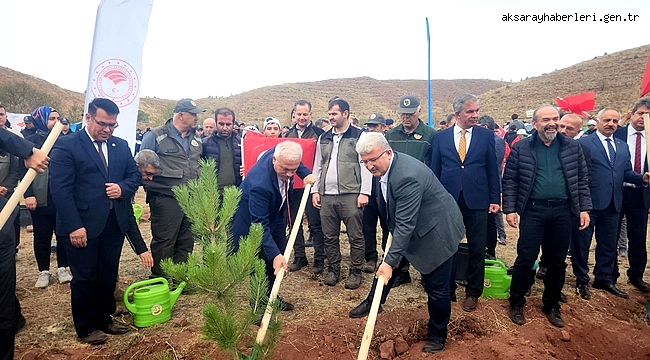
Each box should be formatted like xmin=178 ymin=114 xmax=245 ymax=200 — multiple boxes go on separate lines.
xmin=285 ymin=180 xmax=291 ymax=229
xmin=634 ymin=132 xmax=642 ymax=173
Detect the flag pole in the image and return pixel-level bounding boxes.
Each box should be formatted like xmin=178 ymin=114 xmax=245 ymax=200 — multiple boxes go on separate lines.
xmin=426 ymin=17 xmax=432 ymax=127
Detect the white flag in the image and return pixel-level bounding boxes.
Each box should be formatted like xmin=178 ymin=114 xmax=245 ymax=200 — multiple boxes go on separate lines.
xmin=84 ymin=0 xmax=154 ymax=153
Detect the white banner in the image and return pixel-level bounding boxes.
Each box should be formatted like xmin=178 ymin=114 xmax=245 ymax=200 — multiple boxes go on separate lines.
xmin=84 ymin=0 xmax=154 ymax=154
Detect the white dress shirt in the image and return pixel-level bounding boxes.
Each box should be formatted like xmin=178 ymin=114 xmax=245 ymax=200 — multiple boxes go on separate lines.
xmin=596 ymin=130 xmax=616 ymax=160
xmin=453 ymin=125 xmax=473 ymax=154
xmin=86 ymin=128 xmax=109 ymax=165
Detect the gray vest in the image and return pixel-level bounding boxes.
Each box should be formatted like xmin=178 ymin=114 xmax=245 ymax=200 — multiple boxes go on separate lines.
xmin=145 ymin=120 xmax=202 ymax=196
xmin=318 ymin=126 xmax=363 ymax=195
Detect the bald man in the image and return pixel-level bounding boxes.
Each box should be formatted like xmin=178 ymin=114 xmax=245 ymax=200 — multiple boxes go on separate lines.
xmin=559 ymin=113 xmax=593 ymax=300
xmin=559 ymin=114 xmax=585 ymax=140
xmin=202 ymin=118 xmax=216 ymax=138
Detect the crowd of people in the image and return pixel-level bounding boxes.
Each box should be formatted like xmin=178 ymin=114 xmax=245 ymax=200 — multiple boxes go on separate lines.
xmin=1 ymin=92 xmax=650 ymax=357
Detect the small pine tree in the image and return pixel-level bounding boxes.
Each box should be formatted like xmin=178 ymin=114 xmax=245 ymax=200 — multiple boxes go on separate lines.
xmin=161 ymin=158 xmax=281 ymax=360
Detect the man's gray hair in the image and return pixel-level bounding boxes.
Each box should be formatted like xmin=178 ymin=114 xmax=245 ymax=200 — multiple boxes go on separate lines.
xmin=452 ymin=94 xmax=479 ymax=113
xmin=597 ymin=107 xmax=621 ymax=120
xmin=274 ymin=141 xmax=302 ymax=162
xmin=134 ymin=149 xmax=162 ymax=170
xmin=356 ymin=132 xmax=391 ymax=155
xmin=532 ymin=104 xmax=559 ymax=122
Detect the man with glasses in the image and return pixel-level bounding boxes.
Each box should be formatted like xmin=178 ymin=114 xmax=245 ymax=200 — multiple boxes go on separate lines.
xmin=141 ymin=98 xmax=205 ymax=279
xmin=348 ymin=133 xmax=464 ymax=354
xmin=50 ymin=98 xmax=142 ymax=344
xmin=385 ymin=95 xmax=437 ymax=287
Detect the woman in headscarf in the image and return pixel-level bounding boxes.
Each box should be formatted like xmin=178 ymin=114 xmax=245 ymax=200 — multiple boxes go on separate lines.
xmin=24 ymin=106 xmax=72 ymax=288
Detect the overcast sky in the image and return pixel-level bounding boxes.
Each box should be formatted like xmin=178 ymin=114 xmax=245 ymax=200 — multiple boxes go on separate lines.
xmin=1 ymin=0 xmax=648 ymax=100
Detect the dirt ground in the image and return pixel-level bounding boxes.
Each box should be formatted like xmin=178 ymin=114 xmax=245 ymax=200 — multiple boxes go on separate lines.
xmin=12 ymin=194 xmax=650 ymax=359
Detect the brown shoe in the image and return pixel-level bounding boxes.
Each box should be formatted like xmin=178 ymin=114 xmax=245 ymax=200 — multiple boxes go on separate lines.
xmin=80 ymin=330 xmax=108 ymax=345
xmin=462 ymin=295 xmax=478 ymax=312
xmin=102 ymin=323 xmax=129 ymax=335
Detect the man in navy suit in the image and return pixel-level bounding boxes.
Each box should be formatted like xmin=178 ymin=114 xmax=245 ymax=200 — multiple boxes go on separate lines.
xmin=50 ymin=98 xmax=141 ymax=345
xmin=613 ymin=98 xmax=650 ymax=293
xmin=231 ymin=141 xmax=315 ymax=310
xmin=578 ymin=107 xmax=650 ymax=299
xmin=430 ymin=94 xmax=500 ymax=312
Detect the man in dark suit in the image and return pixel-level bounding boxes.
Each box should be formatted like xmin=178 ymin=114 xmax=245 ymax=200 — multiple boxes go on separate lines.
xmin=613 ymin=97 xmax=650 ymax=293
xmin=231 ymin=141 xmax=315 ymax=310
xmin=559 ymin=113 xmax=595 ymax=300
xmin=430 ymin=94 xmax=500 ymax=312
xmin=0 ymin=128 xmax=48 ymax=360
xmin=578 ymin=107 xmax=649 ymax=299
xmin=348 ymin=133 xmax=464 ymax=354
xmin=49 ymin=98 xmax=141 ymax=345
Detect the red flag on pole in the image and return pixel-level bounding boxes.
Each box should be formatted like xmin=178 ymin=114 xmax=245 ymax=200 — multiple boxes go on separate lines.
xmin=556 ymin=91 xmax=595 ymax=117
xmin=242 ymin=137 xmax=317 ymax=189
xmin=641 ymin=55 xmax=650 ymax=98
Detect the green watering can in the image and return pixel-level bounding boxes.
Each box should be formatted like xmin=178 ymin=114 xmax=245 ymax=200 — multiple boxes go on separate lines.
xmin=132 ymin=203 xmax=144 ymax=223
xmin=123 ymin=277 xmax=185 ymax=327
xmin=482 ymin=259 xmax=512 ymax=299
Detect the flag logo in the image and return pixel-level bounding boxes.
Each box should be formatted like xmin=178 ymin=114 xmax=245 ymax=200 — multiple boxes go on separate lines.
xmin=91 ymin=58 xmax=139 ymax=107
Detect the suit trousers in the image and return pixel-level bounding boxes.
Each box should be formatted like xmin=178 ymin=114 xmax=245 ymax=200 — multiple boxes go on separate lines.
xmin=0 ymin=202 xmax=18 ymax=360
xmin=618 ymin=187 xmax=648 ymax=281
xmin=485 ymin=212 xmax=498 ymax=258
xmin=509 ymin=200 xmax=571 ymax=309
xmin=30 ymin=207 xmax=67 ymax=271
xmin=366 ymin=256 xmax=453 ymax=344
xmin=570 ymin=215 xmax=591 ymax=286
xmin=582 ymin=201 xmax=620 ymax=286
xmin=149 ymin=194 xmax=195 ymax=277
xmin=451 ymin=192 xmax=487 ymax=298
xmin=320 ymin=194 xmax=365 ymax=273
xmin=291 ymin=188 xmax=325 ymax=262
xmin=64 ymin=209 xmax=124 ymax=338
xmin=362 ymin=194 xmax=388 ymax=262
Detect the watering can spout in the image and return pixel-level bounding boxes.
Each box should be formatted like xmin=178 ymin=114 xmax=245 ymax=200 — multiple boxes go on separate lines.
xmin=170 ymin=281 xmax=186 ymax=307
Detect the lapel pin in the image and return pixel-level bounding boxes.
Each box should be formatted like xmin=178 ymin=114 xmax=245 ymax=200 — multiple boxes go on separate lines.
xmin=111 ymin=143 xmax=116 ymax=147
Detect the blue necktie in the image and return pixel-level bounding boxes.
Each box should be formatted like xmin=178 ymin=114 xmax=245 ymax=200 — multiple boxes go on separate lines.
xmin=606 ymin=138 xmax=616 ymax=166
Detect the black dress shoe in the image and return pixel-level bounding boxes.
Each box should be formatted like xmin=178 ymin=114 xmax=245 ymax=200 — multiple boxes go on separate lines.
xmin=277 ymin=297 xmax=294 ymax=311
xmin=392 ymin=272 xmax=412 ymax=288
xmin=349 ymin=299 xmax=382 ymax=318
xmin=576 ymin=284 xmax=591 ymax=300
xmin=422 ymin=340 xmax=445 ymax=353
xmin=542 ymin=307 xmax=564 ymax=328
xmin=559 ymin=292 xmax=567 ymax=303
xmin=536 ymin=267 xmax=547 ymax=280
xmin=630 ymin=279 xmax=650 ymax=293
xmin=592 ymin=283 xmax=628 ymax=298
xmin=102 ymin=323 xmax=129 ymax=335
xmin=81 ymin=330 xmax=108 ymax=344
xmin=288 ymin=257 xmax=308 ymax=272
xmin=509 ymin=305 xmax=526 ymax=325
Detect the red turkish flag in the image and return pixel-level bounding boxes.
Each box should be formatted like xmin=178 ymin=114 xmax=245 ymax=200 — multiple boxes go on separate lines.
xmin=556 ymin=91 xmax=595 ymax=117
xmin=242 ymin=136 xmax=317 ymax=189
xmin=641 ymin=55 xmax=650 ymax=98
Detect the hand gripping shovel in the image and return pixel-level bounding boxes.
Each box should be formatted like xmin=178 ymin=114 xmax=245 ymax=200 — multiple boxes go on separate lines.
xmin=0 ymin=122 xmax=63 ymax=229
xmin=357 ymin=233 xmax=393 ymax=360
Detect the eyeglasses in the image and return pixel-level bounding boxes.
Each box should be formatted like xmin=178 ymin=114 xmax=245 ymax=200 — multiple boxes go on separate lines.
xmin=90 ymin=115 xmax=119 ymax=129
xmin=360 ymin=150 xmax=388 ymax=165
